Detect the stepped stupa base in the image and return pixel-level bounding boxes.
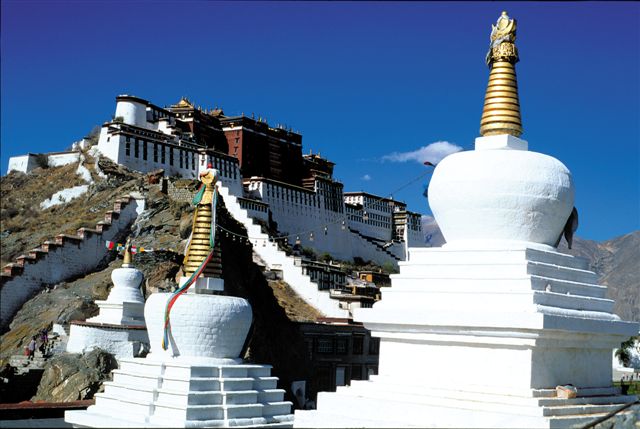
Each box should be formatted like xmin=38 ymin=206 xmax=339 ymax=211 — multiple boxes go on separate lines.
xmin=66 ymin=321 xmax=149 ymax=359
xmin=65 ymin=357 xmax=294 ymax=428
xmin=294 ymin=245 xmax=639 ymax=428
xmin=295 ymin=380 xmax=637 ymax=428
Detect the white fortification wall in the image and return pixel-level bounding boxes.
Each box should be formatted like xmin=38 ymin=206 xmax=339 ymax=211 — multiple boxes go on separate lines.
xmin=0 ymin=197 xmax=146 ymax=330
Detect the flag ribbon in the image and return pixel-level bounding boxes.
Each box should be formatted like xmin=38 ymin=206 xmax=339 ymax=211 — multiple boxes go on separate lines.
xmin=161 ymin=179 xmax=217 ymax=351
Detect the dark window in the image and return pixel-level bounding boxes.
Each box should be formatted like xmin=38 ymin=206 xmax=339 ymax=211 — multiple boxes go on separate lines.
xmin=154 ymin=143 xmax=158 ymax=162
xmin=351 ymin=365 xmax=363 ymax=381
xmin=161 ymin=145 xmax=166 ymax=164
xmin=352 ymin=336 xmax=364 ymax=355
xmin=169 ymin=147 xmax=174 ymax=166
xmin=369 ymin=337 xmax=380 ymax=355
xmin=134 ymin=140 xmax=139 ymax=158
xmin=335 ymin=338 xmax=348 ymax=354
xmin=142 ymin=140 xmax=147 ymax=160
xmin=191 ymin=152 xmax=195 ymax=170
xmin=125 ymin=141 xmax=130 ymax=156
xmin=305 ymin=339 xmax=314 ymax=360
xmin=179 ymin=149 xmax=183 ymax=168
xmin=316 ymin=338 xmax=333 ymax=354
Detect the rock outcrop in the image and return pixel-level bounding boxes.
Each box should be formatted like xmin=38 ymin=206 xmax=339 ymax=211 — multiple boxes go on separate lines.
xmin=32 ymin=348 xmax=117 ymax=402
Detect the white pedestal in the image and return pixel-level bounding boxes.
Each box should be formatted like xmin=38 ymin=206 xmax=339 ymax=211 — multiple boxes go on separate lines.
xmin=295 ymin=246 xmax=639 ymax=428
xmin=65 ymin=359 xmax=293 ymax=428
xmin=66 ymin=281 xmax=294 ymax=428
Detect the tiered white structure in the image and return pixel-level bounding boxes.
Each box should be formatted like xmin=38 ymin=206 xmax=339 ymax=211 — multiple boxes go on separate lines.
xmin=66 ymin=247 xmax=149 ymax=359
xmin=295 ymin=11 xmax=639 ymax=426
xmin=66 ymin=170 xmax=293 ymax=428
xmin=294 ymin=135 xmax=639 ymax=428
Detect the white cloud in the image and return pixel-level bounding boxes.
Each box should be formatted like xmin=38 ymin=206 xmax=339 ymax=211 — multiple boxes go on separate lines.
xmin=381 ymin=141 xmax=462 ymax=165
xmin=362 ymin=174 xmax=372 ymax=181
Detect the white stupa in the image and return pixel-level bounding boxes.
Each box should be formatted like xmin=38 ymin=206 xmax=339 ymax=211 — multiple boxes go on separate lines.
xmin=294 ymin=11 xmax=639 ymax=428
xmin=66 ymin=240 xmax=149 ymax=359
xmin=65 ymin=169 xmax=293 ymax=428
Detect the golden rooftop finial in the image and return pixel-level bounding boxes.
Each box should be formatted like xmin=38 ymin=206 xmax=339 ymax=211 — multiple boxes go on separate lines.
xmin=480 ymin=11 xmax=523 ymax=138
xmin=182 ymin=168 xmax=223 ymax=278
xmin=122 ymin=237 xmax=133 ymax=267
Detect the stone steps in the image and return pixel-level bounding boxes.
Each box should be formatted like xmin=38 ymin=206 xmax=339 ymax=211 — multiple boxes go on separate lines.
xmin=1 ymin=194 xmax=145 ymax=330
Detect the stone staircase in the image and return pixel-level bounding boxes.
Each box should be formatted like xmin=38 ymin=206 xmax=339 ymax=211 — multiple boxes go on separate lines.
xmin=0 ymin=194 xmax=146 ymax=330
xmin=217 ymin=183 xmax=349 ymax=318
xmin=348 ymin=227 xmax=401 ymax=262
xmin=8 ymin=332 xmax=68 ymax=375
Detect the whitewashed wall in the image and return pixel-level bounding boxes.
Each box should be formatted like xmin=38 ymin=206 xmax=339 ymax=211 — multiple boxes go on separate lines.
xmin=0 ymin=197 xmax=146 ymax=330
xmin=7 ymin=155 xmax=37 ymax=173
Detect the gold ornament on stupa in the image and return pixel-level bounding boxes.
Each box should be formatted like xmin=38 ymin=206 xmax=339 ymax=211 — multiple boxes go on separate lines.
xmin=182 ymin=169 xmax=223 ymax=279
xmin=122 ymin=238 xmax=133 ymax=267
xmin=480 ymin=11 xmax=523 ymax=138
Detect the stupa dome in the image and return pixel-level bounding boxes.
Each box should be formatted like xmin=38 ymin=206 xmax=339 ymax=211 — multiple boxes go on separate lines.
xmin=428 ymin=137 xmax=574 ymax=249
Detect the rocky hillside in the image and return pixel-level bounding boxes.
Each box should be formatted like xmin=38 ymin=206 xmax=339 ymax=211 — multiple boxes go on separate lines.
xmin=558 ymin=232 xmax=640 ymax=322
xmin=0 ymin=160 xmax=316 ymax=403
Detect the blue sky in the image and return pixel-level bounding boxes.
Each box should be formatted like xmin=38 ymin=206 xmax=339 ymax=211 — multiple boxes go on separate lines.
xmin=1 ymin=1 xmax=638 ymax=241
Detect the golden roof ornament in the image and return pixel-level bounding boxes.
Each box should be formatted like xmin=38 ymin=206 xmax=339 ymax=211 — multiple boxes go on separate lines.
xmin=480 ymin=11 xmax=523 ymax=138
xmin=122 ymin=237 xmax=133 ymax=267
xmin=182 ymin=168 xmax=223 ymax=279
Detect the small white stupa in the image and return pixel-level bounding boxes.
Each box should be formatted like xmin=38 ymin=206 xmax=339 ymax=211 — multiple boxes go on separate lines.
xmin=295 ymin=11 xmax=639 ymax=428
xmin=66 ymin=168 xmax=293 ymax=428
xmin=66 ymin=239 xmax=149 ymax=359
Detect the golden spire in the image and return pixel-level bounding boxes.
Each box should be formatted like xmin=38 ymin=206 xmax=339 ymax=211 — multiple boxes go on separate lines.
xmin=480 ymin=11 xmax=523 ymax=138
xmin=182 ymin=169 xmax=223 ymax=278
xmin=122 ymin=237 xmax=133 ymax=267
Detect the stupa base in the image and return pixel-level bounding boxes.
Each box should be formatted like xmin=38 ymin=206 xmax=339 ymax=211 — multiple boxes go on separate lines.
xmin=295 ymin=378 xmax=636 ymax=428
xmin=66 ymin=321 xmax=149 ymax=359
xmin=295 ymin=245 xmax=639 ymax=428
xmin=65 ymin=357 xmax=293 ymax=428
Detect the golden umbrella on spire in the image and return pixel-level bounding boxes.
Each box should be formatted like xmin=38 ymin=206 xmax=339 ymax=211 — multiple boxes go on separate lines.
xmin=480 ymin=11 xmax=523 ymax=138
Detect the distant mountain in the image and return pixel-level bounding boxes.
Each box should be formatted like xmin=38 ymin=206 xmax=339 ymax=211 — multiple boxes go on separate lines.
xmin=558 ymin=231 xmax=640 ymax=323
xmin=421 ymin=220 xmax=639 ymax=323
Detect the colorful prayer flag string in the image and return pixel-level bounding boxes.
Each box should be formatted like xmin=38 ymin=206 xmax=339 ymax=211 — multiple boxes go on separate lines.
xmin=161 ymin=177 xmax=218 ymax=351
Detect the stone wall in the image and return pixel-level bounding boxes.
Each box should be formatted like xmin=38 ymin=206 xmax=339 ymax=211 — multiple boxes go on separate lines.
xmin=0 ymin=195 xmax=146 ymax=331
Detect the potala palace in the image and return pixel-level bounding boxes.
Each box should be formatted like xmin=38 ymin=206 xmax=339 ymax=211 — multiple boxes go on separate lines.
xmin=2 ymin=9 xmax=638 ymax=429
xmin=9 ymin=94 xmax=426 ymax=268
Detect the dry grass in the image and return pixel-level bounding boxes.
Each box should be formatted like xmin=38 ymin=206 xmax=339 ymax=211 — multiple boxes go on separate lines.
xmin=0 ymin=163 xmax=142 ymax=266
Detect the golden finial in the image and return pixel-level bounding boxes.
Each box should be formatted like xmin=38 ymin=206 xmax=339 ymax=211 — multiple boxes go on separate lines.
xmin=182 ymin=168 xmax=223 ymax=278
xmin=122 ymin=237 xmax=133 ymax=267
xmin=480 ymin=11 xmax=523 ymax=138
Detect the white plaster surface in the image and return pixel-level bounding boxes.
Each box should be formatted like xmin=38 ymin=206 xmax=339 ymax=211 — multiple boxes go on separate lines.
xmin=295 ymin=245 xmax=639 ymax=428
xmin=65 ymin=360 xmax=293 ymax=428
xmin=144 ymin=293 xmax=252 ymax=361
xmin=66 ymin=323 xmax=148 ymax=359
xmin=40 ymin=185 xmax=89 ymax=209
xmin=428 ymin=144 xmax=574 ymax=248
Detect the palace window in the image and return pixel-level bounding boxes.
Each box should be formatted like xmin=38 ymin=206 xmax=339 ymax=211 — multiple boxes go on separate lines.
xmin=169 ymin=147 xmax=174 ymax=166
xmin=134 ymin=140 xmax=139 ymax=158
xmin=191 ymin=152 xmax=195 ymax=170
xmin=125 ymin=141 xmax=130 ymax=156
xmin=316 ymin=338 xmax=334 ymax=354
xmin=154 ymin=143 xmax=158 ymax=162
xmin=179 ymin=149 xmax=183 ymax=168
xmin=335 ymin=338 xmax=348 ymax=355
xmin=369 ymin=337 xmax=380 ymax=355
xmin=142 ymin=140 xmax=147 ymax=161
xmin=161 ymin=145 xmax=166 ymax=164
xmin=352 ymin=336 xmax=364 ymax=355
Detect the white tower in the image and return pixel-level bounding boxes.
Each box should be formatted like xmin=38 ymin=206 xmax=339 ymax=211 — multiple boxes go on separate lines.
xmin=294 ymin=11 xmax=639 ymax=428
xmin=66 ymin=241 xmax=149 ymax=359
